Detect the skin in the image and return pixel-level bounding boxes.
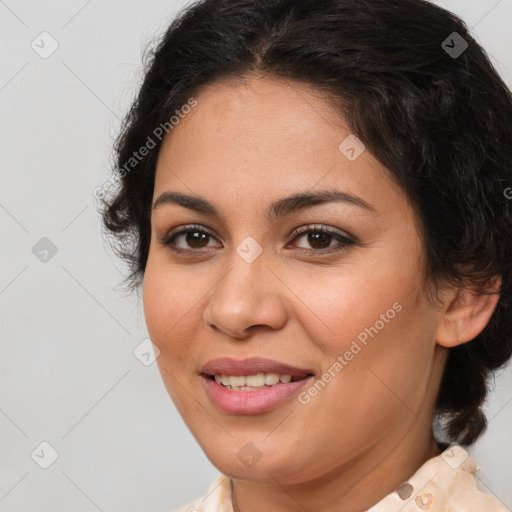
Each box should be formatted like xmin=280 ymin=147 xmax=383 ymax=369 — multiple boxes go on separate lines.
xmin=142 ymin=74 xmax=500 ymax=512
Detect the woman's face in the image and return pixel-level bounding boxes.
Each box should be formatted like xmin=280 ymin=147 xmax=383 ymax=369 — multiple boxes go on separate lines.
xmin=143 ymin=76 xmax=447 ymax=484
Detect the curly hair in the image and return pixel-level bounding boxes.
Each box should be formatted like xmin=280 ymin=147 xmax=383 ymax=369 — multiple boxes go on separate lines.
xmin=99 ymin=0 xmax=512 ymax=446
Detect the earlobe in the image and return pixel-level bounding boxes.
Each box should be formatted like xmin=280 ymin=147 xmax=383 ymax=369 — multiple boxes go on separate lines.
xmin=436 ymin=276 xmax=501 ymax=348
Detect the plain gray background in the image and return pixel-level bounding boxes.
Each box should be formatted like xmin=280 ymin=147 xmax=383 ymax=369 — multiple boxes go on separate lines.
xmin=1 ymin=1 xmax=511 ymax=510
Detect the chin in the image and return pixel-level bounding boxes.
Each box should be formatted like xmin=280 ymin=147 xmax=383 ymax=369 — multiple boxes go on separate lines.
xmin=200 ymin=441 xmax=310 ymax=483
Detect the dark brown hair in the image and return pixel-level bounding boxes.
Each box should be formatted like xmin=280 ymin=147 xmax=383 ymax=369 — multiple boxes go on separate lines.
xmin=99 ymin=0 xmax=512 ymax=445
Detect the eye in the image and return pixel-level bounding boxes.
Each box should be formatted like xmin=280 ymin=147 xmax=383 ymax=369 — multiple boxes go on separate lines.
xmin=158 ymin=223 xmax=355 ymax=255
xmin=158 ymin=224 xmax=220 ymax=253
xmin=287 ymin=224 xmax=355 ymax=254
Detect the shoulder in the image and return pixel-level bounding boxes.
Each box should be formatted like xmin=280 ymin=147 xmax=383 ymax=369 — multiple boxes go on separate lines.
xmin=173 ymin=474 xmax=233 ymax=512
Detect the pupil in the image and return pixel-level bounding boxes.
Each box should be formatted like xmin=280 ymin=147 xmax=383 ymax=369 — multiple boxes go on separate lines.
xmin=187 ymin=231 xmax=208 ymax=248
xmin=309 ymin=232 xmax=331 ymax=249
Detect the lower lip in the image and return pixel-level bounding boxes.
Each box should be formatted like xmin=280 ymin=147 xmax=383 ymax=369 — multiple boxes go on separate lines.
xmin=201 ymin=375 xmax=314 ymax=414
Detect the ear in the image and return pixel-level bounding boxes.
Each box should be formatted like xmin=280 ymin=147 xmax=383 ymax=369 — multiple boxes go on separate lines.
xmin=436 ymin=276 xmax=502 ymax=348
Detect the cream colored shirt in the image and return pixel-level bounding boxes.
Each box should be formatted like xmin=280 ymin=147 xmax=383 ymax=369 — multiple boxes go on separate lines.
xmin=174 ymin=445 xmax=507 ymax=512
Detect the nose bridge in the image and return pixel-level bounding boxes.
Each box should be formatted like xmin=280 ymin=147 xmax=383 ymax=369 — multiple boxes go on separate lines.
xmin=218 ymin=238 xmax=270 ymax=303
xmin=235 ymin=234 xmax=265 ymax=266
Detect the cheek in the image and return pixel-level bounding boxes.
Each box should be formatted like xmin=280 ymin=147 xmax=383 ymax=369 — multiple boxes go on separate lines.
xmin=306 ymin=273 xmax=435 ymax=436
xmin=142 ymin=261 xmax=207 ymax=417
xmin=294 ymin=241 xmax=433 ymax=401
xmin=142 ymin=259 xmax=201 ymax=366
xmin=293 ymin=257 xmax=414 ymax=357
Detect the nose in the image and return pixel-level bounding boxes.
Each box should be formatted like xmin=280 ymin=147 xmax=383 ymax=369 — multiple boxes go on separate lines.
xmin=203 ymin=250 xmax=288 ymax=340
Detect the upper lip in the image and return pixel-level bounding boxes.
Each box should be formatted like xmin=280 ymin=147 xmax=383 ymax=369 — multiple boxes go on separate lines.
xmin=201 ymin=357 xmax=315 ymax=377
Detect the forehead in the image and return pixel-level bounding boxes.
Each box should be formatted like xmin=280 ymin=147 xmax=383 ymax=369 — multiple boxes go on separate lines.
xmin=153 ymin=76 xmax=406 ymax=220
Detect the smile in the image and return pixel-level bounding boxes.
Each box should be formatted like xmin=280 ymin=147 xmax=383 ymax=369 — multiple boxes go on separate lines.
xmin=201 ymin=373 xmax=314 ymax=414
xmin=211 ymin=372 xmax=304 ymax=390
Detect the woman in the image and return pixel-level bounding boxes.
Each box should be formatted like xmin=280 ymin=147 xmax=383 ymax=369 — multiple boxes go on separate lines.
xmin=99 ymin=0 xmax=512 ymax=510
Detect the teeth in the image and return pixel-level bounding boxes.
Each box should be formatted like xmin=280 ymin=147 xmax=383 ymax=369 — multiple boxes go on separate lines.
xmin=264 ymin=373 xmax=280 ymax=385
xmin=246 ymin=373 xmax=266 ymax=387
xmin=229 ymin=375 xmax=246 ymax=387
xmin=213 ymin=372 xmax=300 ymax=390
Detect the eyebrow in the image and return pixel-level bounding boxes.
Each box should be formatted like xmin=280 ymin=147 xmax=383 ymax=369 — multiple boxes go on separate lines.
xmin=152 ymin=189 xmax=377 ymax=221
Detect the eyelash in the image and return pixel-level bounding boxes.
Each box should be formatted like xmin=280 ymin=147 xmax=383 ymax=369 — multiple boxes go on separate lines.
xmin=158 ymin=223 xmax=355 ymax=255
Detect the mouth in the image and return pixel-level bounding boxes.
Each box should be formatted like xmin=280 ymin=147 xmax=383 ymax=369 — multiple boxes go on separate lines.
xmin=202 ymin=372 xmax=311 ymax=391
xmin=201 ymin=356 xmax=314 ymax=379
xmin=199 ymin=357 xmax=315 ymax=414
